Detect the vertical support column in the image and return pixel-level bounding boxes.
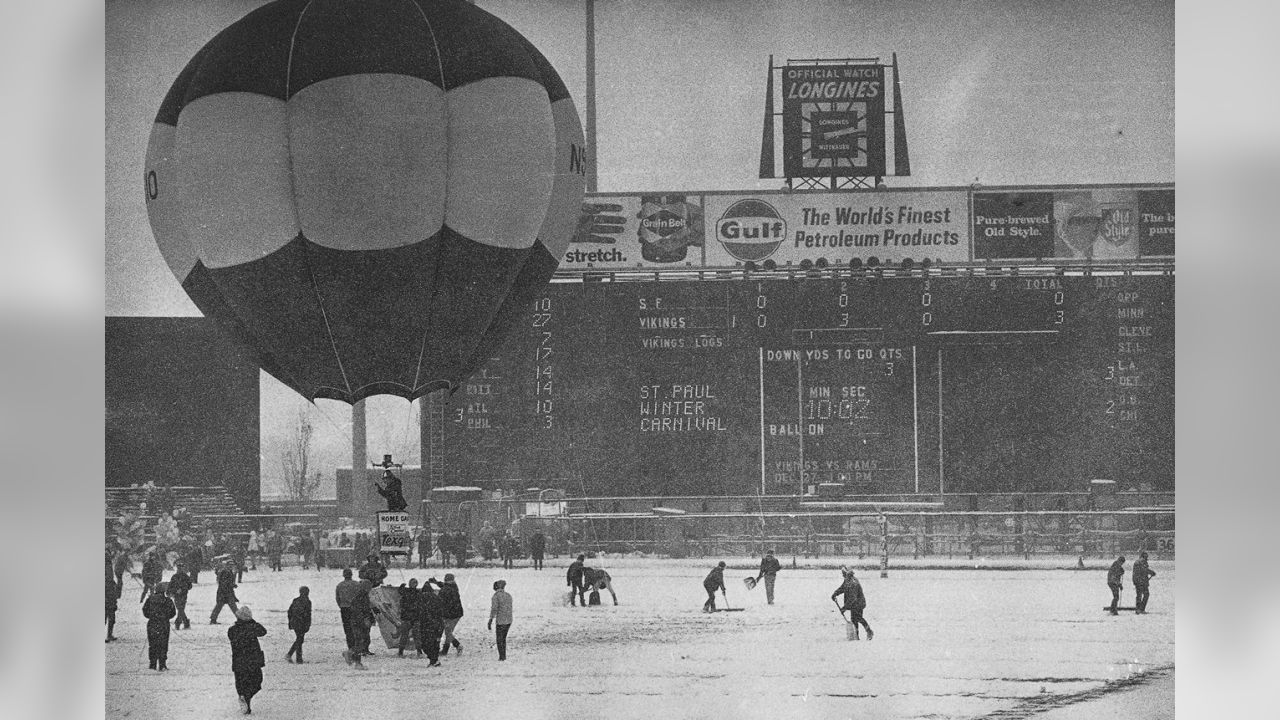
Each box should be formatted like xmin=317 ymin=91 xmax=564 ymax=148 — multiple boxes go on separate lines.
xmin=584 ymin=0 xmax=598 ymax=192
xmin=352 ymin=400 xmax=367 ymax=520
xmin=878 ymin=513 xmax=889 ymax=578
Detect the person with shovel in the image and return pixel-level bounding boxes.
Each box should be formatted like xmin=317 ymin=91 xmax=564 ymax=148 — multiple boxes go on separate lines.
xmin=754 ymin=550 xmax=782 ymax=605
xmin=702 ymin=561 xmax=727 ymax=613
xmin=831 ymin=567 xmax=873 ymax=640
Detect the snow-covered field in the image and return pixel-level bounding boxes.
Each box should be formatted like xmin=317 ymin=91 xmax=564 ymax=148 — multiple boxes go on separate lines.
xmin=106 ymin=557 xmax=1174 ymax=719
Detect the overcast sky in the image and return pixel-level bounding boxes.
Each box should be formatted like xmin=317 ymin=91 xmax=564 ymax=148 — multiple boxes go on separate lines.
xmin=104 ymin=0 xmax=1175 ymax=494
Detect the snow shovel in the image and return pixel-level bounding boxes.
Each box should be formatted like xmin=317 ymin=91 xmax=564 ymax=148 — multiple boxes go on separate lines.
xmin=743 ymin=576 xmax=757 ymax=590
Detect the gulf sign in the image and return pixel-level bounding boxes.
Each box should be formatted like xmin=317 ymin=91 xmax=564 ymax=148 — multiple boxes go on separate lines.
xmin=714 ymin=199 xmax=787 ymax=261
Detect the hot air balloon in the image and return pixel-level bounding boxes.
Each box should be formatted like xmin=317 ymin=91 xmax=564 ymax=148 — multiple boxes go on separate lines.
xmin=144 ymin=0 xmax=585 ymax=403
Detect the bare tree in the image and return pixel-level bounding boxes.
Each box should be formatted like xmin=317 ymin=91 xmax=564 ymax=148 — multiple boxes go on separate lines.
xmin=280 ymin=411 xmax=320 ymax=502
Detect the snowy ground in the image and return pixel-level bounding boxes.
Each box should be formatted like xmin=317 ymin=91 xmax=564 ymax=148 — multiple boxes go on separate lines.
xmin=106 ymin=556 xmax=1174 ymax=719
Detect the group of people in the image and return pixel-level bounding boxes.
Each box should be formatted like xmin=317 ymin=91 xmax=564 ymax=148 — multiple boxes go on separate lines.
xmin=1107 ymin=551 xmax=1158 ymax=614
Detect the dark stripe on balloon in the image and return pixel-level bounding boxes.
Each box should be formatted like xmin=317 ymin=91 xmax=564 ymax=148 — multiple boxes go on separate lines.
xmin=286 ymin=0 xmax=442 ymax=98
xmin=415 ymin=0 xmax=544 ymax=92
xmin=517 ymin=31 xmax=571 ymax=104
xmin=455 ymin=240 xmax=559 ymax=385
xmin=412 ymin=226 xmax=532 ymax=396
xmin=183 ymin=260 xmax=309 ymax=400
xmin=179 ymin=0 xmax=309 ymax=107
xmin=202 ymin=235 xmax=354 ymax=400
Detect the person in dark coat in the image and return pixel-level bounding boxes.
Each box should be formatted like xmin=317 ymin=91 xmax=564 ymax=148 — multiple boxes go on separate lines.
xmin=529 ymin=531 xmax=546 ymax=571
xmin=1132 ymin=551 xmax=1156 ymax=614
xmin=416 ymin=529 xmax=432 ymax=569
xmin=105 ymin=550 xmax=121 ymax=642
xmin=428 ymin=574 xmax=465 ymax=656
xmin=583 ymin=566 xmax=618 ymax=605
xmin=702 ymin=561 xmax=726 ymax=613
xmin=755 ymin=549 xmax=783 ymax=605
xmin=168 ymin=561 xmax=194 ymax=630
xmin=140 ymin=551 xmax=164 ymax=604
xmin=350 ymin=579 xmax=375 ymax=657
xmin=375 ymin=470 xmax=408 ymax=512
xmin=334 ymin=569 xmax=366 ymax=668
xmin=417 ymin=581 xmax=444 ymax=666
xmin=1107 ymin=556 xmax=1126 ymax=615
xmin=266 ymin=532 xmax=284 ymax=572
xmin=210 ymin=559 xmax=239 ymax=623
xmin=396 ymin=579 xmax=422 ymax=656
xmin=285 ymin=586 xmax=311 ymax=663
xmin=567 ymin=554 xmax=588 ymax=606
xmin=142 ymin=582 xmax=176 ymax=670
xmin=186 ymin=544 xmax=204 ymax=585
xmin=228 ymin=606 xmax=267 ymax=714
xmin=359 ymin=554 xmax=388 ymax=586
xmin=832 ymin=568 xmax=873 ymax=639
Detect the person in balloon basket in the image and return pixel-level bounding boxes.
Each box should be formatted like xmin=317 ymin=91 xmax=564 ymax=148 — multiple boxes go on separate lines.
xmin=832 ymin=568 xmax=874 ymax=640
xmin=428 ymin=574 xmax=465 ymax=656
xmin=210 ymin=559 xmax=239 ymax=624
xmin=755 ymin=549 xmax=783 ymax=605
xmin=228 ymin=606 xmax=267 ymax=714
xmin=285 ymin=586 xmax=311 ymax=663
xmin=567 ymin=554 xmax=588 ymax=606
xmin=488 ymin=579 xmax=513 ymax=661
xmin=702 ymin=561 xmax=727 ymax=613
xmin=1107 ymin=556 xmax=1126 ymax=615
xmin=142 ymin=582 xmax=176 ymax=670
xmin=1132 ymin=551 xmax=1157 ymax=614
xmin=168 ymin=560 xmax=194 ymax=630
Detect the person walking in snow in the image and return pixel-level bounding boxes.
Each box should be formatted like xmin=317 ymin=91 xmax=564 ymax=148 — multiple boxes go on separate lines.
xmin=210 ymin=559 xmax=239 ymax=624
xmin=831 ymin=567 xmax=874 ymax=640
xmin=1132 ymin=551 xmax=1156 ymax=614
xmin=487 ymin=579 xmax=513 ymax=661
xmin=168 ymin=561 xmax=193 ymax=630
xmin=142 ymin=582 xmax=176 ymax=670
xmin=1107 ymin=556 xmax=1126 ymax=615
xmin=428 ymin=574 xmax=465 ymax=656
xmin=285 ymin=586 xmax=311 ymax=663
xmin=228 ymin=606 xmax=267 ymax=714
xmin=702 ymin=561 xmax=727 ymax=613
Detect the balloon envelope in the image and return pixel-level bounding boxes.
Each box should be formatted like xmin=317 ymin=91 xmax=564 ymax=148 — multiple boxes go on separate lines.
xmin=145 ymin=0 xmax=585 ymax=403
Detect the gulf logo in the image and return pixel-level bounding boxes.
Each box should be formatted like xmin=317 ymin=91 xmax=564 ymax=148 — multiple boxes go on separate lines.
xmin=715 ymin=199 xmax=787 ymax=262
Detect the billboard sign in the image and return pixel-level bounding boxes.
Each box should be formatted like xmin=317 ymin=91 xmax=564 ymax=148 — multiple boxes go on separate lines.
xmin=781 ymin=64 xmax=886 ymax=178
xmin=560 ymin=194 xmax=707 ymax=270
xmin=376 ymin=511 xmax=411 ymax=555
xmin=704 ymin=190 xmax=970 ymax=267
xmin=973 ymin=187 xmax=1174 ymax=261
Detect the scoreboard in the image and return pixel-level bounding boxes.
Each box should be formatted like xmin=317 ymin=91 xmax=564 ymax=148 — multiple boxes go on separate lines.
xmin=434 ymin=273 xmax=1173 ymax=497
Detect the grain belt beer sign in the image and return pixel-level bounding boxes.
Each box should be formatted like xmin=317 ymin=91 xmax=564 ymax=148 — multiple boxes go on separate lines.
xmin=376 ymin=511 xmax=411 ymax=555
xmin=782 ymin=64 xmax=886 ymax=178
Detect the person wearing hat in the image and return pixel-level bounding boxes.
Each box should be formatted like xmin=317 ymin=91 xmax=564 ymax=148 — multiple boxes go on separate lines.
xmin=210 ymin=558 xmax=239 ymax=624
xmin=1132 ymin=551 xmax=1156 ymax=614
xmin=831 ymin=568 xmax=873 ymax=640
xmin=142 ymin=581 xmax=176 ymax=670
xmin=1106 ymin=556 xmax=1126 ymax=615
xmin=566 ymin=554 xmax=588 ymax=607
xmin=755 ymin=550 xmax=783 ymax=605
xmin=286 ymin=586 xmax=311 ymax=663
xmin=168 ymin=561 xmax=194 ymax=630
xmin=227 ymin=606 xmax=267 ymax=714
xmin=702 ymin=561 xmax=727 ymax=613
xmin=427 ymin=574 xmax=465 ymax=656
xmin=487 ymin=579 xmax=513 ymax=661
